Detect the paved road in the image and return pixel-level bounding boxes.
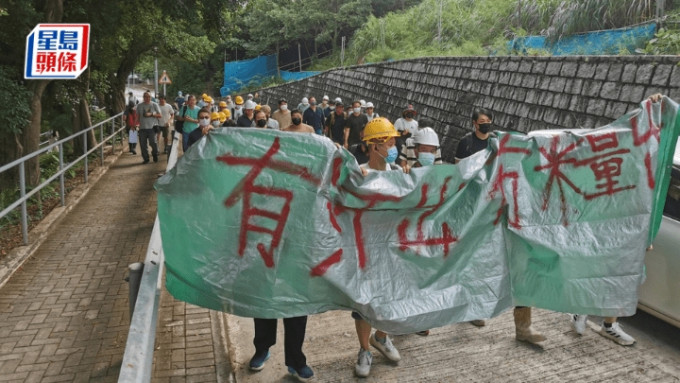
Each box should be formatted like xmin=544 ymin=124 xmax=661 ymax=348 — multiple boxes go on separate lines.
xmin=224 ymin=308 xmax=680 ymax=382
xmin=0 ymin=150 xmax=165 ymax=382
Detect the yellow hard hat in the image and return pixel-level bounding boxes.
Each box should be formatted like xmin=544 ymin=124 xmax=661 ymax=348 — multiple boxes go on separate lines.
xmin=255 ymin=104 xmax=261 ymax=111
xmin=219 ymin=101 xmax=227 ymax=108
xmin=210 ymin=112 xmax=220 ymax=121
xmin=205 ymin=96 xmax=214 ymax=103
xmin=235 ymin=96 xmax=244 ymax=105
xmin=221 ymin=108 xmax=231 ymax=118
xmin=362 ymin=117 xmax=399 ymax=142
xmin=218 ymin=111 xmax=227 ymax=123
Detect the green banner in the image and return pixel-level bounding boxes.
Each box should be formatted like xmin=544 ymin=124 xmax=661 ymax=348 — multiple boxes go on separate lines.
xmin=156 ymin=98 xmax=679 ymax=334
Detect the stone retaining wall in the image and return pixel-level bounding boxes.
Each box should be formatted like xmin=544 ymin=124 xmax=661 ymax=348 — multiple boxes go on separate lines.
xmin=255 ymin=56 xmax=680 ymax=162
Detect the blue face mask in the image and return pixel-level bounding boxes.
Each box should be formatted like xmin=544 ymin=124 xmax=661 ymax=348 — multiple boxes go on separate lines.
xmin=385 ymin=146 xmax=398 ymax=163
xmin=418 ymin=152 xmax=435 ymax=166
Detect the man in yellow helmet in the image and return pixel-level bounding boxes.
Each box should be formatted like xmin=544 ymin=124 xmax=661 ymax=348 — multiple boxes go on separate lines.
xmin=352 ymin=117 xmax=406 ymax=378
xmin=233 ymin=95 xmax=245 ymax=122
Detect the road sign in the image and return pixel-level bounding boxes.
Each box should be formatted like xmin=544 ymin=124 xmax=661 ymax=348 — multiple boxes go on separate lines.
xmin=159 ymin=70 xmax=172 ymax=84
xmin=24 ymin=23 xmax=90 ymax=80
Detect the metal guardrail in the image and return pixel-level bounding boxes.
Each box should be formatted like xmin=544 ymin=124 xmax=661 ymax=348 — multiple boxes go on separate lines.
xmin=0 ymin=112 xmax=126 ymax=245
xmin=118 ymin=130 xmax=180 ymax=383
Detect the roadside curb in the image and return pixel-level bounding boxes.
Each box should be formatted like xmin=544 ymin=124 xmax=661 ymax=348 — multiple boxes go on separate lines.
xmin=0 ymin=145 xmax=126 ymax=290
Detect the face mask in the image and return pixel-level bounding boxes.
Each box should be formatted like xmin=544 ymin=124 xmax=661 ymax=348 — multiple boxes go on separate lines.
xmin=199 ymin=117 xmax=211 ymax=127
xmin=385 ymin=146 xmax=398 ymax=163
xmin=309 ymin=101 xmax=316 ymax=106
xmin=353 ymin=107 xmax=361 ymax=114
xmin=405 ymin=113 xmax=414 ymax=119
xmin=256 ymin=119 xmax=267 ymax=127
xmin=236 ymin=106 xmax=242 ymax=110
xmin=418 ymin=152 xmax=435 ymax=166
xmin=292 ymin=117 xmax=302 ymax=125
xmin=330 ymin=106 xmax=335 ymax=110
xmin=211 ymin=121 xmax=220 ymax=128
xmin=281 ymin=104 xmax=288 ymax=111
xmin=478 ymin=123 xmax=492 ymax=134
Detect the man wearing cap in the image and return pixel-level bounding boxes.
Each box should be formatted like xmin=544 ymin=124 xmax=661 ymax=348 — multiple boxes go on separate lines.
xmin=272 ymin=99 xmax=292 ymax=129
xmin=394 ymin=105 xmax=419 ymax=149
xmin=237 ymin=100 xmax=257 ymax=127
xmin=297 ymin=97 xmax=310 ymax=113
xmin=344 ymin=100 xmax=368 ymax=150
xmin=175 ymin=91 xmax=185 ymax=110
xmin=320 ymin=95 xmax=331 ymax=117
xmin=352 ymin=117 xmax=406 ymax=378
xmin=134 ymin=91 xmax=162 ymax=164
xmin=303 ymin=97 xmax=325 ymax=135
xmin=365 ymin=102 xmax=379 ymax=122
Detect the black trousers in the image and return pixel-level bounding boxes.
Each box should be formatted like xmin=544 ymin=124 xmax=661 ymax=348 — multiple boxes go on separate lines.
xmin=253 ymin=316 xmax=307 ymax=369
xmin=138 ymin=128 xmax=158 ymax=161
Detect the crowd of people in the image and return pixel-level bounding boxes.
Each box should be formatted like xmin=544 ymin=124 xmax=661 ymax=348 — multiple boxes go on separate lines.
xmin=124 ymin=88 xmax=647 ymax=381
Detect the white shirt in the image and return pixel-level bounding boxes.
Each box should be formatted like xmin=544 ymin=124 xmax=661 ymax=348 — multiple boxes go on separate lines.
xmin=267 ymin=119 xmax=280 ymax=130
xmin=394 ymin=118 xmax=419 ymax=135
xmin=159 ymin=103 xmax=174 ymax=127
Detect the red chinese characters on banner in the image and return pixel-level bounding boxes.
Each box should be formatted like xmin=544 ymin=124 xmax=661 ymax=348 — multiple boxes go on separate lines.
xmin=216 ymin=137 xmax=321 ymax=268
xmin=489 ymin=135 xmax=531 ymax=229
xmin=534 ymin=131 xmax=637 ymax=225
xmin=630 ymin=101 xmax=661 ymax=189
xmin=397 ymin=178 xmax=458 ymax=256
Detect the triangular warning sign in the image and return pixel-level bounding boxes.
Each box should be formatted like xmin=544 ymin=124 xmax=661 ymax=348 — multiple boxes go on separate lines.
xmin=159 ymin=71 xmax=172 ymax=84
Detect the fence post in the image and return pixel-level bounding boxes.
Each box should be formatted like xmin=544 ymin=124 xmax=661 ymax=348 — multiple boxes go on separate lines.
xmin=100 ymin=125 xmax=104 ymax=165
xmin=111 ymin=118 xmax=116 ymax=153
xmin=18 ymin=162 xmax=28 ymax=245
xmin=59 ymin=143 xmax=65 ymax=207
xmin=84 ymin=133 xmax=88 ymax=183
xmin=126 ymin=262 xmax=144 ymax=320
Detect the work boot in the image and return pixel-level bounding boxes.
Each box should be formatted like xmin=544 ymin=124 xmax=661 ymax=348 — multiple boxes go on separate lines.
xmin=514 ymin=307 xmax=546 ymax=344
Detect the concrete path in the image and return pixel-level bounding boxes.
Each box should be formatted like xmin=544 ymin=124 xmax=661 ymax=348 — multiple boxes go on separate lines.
xmin=0 ymin=150 xmax=165 ymax=382
xmin=225 ymin=308 xmax=680 ymax=382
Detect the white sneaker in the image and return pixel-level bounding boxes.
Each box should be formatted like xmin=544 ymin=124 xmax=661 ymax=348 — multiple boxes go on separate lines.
xmin=571 ymin=314 xmax=587 ymax=335
xmin=369 ymin=333 xmax=401 ymax=362
xmin=598 ymin=322 xmax=635 ymax=346
xmin=355 ymin=348 xmax=372 ymax=377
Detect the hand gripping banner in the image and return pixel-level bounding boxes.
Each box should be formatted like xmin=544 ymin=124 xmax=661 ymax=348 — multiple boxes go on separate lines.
xmin=156 ymin=97 xmax=679 ymax=334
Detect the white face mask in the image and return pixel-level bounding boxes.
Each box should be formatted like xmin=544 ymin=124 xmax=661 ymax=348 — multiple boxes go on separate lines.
xmin=199 ymin=117 xmax=211 ymax=126
xmin=211 ymin=121 xmax=220 ymax=128
xmin=353 ymin=107 xmax=361 ymax=114
xmin=281 ymin=104 xmax=288 ymax=111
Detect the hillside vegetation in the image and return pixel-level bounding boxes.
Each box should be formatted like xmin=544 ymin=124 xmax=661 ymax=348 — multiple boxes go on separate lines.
xmin=311 ymin=0 xmax=680 ymax=68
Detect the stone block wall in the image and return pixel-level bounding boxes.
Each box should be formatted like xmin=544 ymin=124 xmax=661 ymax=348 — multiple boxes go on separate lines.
xmin=254 ymin=56 xmax=680 ymax=162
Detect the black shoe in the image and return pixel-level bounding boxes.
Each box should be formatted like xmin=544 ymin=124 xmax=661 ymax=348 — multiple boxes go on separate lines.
xmin=153 ymin=157 xmax=158 ymax=163
xmin=143 ymin=159 xmax=149 ymax=164
xmin=132 ymin=151 xmax=137 ymax=155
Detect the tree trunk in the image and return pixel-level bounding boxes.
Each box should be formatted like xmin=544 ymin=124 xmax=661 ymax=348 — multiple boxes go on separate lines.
xmin=23 ymin=80 xmax=50 ymax=186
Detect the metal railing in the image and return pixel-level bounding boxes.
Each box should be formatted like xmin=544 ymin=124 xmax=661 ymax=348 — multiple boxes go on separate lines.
xmin=0 ymin=112 xmax=126 ymax=245
xmin=118 ymin=130 xmax=180 ymax=382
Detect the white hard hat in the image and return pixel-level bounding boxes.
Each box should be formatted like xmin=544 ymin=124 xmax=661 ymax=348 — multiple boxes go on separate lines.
xmin=366 ymin=102 xmax=374 ymax=108
xmin=244 ymin=100 xmax=257 ymax=109
xmin=247 ymin=93 xmax=253 ymax=99
xmin=322 ymin=95 xmax=329 ymax=101
xmin=302 ymin=97 xmax=309 ymax=104
xmin=414 ymin=127 xmax=440 ymax=147
xmin=334 ymin=97 xmax=342 ymax=103
xmin=360 ymin=99 xmax=366 ymax=107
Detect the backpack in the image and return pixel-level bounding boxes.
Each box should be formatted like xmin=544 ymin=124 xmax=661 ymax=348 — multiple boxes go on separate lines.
xmin=174 ymin=105 xmax=188 ymax=133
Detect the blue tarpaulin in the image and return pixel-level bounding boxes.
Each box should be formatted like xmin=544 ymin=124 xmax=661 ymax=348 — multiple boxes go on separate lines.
xmin=508 ymin=22 xmax=656 ymax=55
xmin=220 ymin=55 xmax=320 ymax=96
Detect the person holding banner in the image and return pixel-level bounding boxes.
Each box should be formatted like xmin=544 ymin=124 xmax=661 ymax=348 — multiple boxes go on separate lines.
xmin=455 ymin=108 xmax=546 ymax=343
xmin=248 ymin=114 xmax=316 ymax=382
xmin=354 ymin=117 xmax=406 ymax=377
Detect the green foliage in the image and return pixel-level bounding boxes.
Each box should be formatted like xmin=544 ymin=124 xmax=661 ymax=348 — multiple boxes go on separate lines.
xmin=642 ymin=11 xmax=680 ymax=54
xmin=0 ymin=66 xmax=32 ymax=136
